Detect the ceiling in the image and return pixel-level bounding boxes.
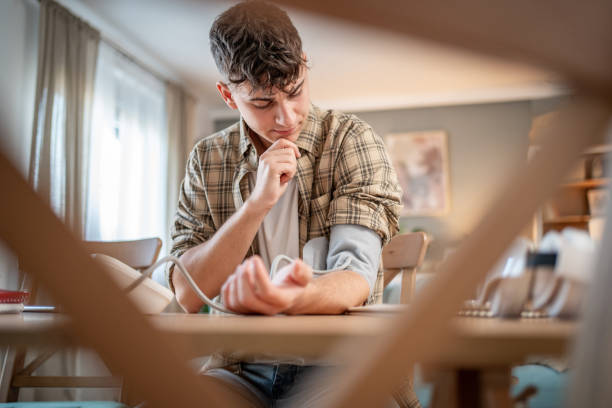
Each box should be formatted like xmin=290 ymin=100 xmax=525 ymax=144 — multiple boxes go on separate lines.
xmin=69 ymin=0 xmax=564 ymax=113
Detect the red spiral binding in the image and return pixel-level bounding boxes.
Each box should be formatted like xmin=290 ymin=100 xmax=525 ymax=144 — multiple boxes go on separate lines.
xmin=0 ymin=289 xmax=30 ymax=304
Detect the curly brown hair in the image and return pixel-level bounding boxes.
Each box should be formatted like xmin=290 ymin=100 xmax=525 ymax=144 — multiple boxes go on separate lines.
xmin=209 ymin=1 xmax=306 ymax=92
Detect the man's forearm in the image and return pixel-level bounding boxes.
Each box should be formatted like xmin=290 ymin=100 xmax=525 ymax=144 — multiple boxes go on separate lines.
xmin=174 ymin=200 xmax=266 ymax=312
xmin=284 ymin=270 xmax=370 ymax=315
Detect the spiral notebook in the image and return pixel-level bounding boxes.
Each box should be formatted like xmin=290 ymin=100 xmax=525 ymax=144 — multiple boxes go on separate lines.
xmin=0 ymin=289 xmax=30 ymax=313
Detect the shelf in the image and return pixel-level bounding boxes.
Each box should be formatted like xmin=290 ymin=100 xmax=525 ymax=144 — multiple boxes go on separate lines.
xmin=583 ymin=144 xmax=612 ymax=155
xmin=543 ymin=215 xmax=591 ymax=224
xmin=561 ymin=178 xmax=610 ymax=189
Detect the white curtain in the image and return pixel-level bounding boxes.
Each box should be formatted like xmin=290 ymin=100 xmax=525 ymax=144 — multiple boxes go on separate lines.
xmin=85 ymin=42 xmax=167 ymax=247
xmin=29 ymin=0 xmax=99 ymax=238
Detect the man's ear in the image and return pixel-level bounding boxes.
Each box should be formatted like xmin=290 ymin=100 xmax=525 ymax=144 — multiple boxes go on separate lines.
xmin=302 ymin=52 xmax=310 ymax=68
xmin=216 ymin=81 xmax=238 ymax=110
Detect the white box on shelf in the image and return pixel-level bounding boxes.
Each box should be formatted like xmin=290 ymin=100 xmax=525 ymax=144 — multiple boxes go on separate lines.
xmin=588 ymin=189 xmax=610 ymax=216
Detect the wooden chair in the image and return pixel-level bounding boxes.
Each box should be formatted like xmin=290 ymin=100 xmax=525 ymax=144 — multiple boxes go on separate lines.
xmin=380 ymin=232 xmax=429 ymax=408
xmin=7 ymin=238 xmax=162 ymax=403
xmin=82 ymin=238 xmax=162 ymax=271
xmin=382 ymin=232 xmax=429 ymax=305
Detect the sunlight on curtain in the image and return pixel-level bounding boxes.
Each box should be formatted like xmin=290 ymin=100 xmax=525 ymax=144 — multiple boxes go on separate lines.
xmin=28 ymin=0 xmax=99 ymax=238
xmin=31 ymin=89 xmax=67 ymax=216
xmin=86 ymin=43 xmax=167 ymax=249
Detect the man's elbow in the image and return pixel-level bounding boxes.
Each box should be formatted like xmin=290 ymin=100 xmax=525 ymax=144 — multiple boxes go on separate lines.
xmin=173 ymin=276 xmax=202 ymax=313
xmin=350 ymin=272 xmax=371 ymax=307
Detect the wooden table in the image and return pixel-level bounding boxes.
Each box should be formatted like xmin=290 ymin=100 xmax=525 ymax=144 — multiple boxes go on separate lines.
xmin=0 ymin=312 xmax=576 ymax=363
xmin=0 ymin=312 xmax=577 ymax=406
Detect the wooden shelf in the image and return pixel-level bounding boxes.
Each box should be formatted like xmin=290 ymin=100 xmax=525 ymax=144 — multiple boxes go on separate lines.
xmin=583 ymin=144 xmax=612 ymax=155
xmin=543 ymin=215 xmax=591 ymax=224
xmin=561 ymin=178 xmax=610 ymax=189
xmin=530 ymin=139 xmax=610 ymax=241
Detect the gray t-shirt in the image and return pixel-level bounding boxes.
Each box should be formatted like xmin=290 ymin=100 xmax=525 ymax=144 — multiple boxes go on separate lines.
xmin=249 ymin=172 xmax=381 ymax=295
xmin=251 ymin=175 xmax=300 ymax=271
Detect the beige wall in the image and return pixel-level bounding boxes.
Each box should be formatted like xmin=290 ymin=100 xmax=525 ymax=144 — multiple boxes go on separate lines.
xmin=356 ymin=101 xmax=532 ymax=243
xmin=361 ymin=97 xmax=565 ymax=255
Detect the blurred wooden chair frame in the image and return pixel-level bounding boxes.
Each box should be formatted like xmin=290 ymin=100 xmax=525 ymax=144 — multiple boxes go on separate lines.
xmin=1 ymin=1 xmax=611 ymax=407
xmin=382 ymin=231 xmax=429 ymax=305
xmin=82 ymin=239 xmax=162 ymax=271
xmin=383 ymin=232 xmax=429 ymax=408
xmin=5 ymin=238 xmax=162 ymax=403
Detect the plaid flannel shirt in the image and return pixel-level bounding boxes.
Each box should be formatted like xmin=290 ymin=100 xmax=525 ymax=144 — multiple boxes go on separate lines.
xmin=168 ymin=104 xmax=401 ymax=304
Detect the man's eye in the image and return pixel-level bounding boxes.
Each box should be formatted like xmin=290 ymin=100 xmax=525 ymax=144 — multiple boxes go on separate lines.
xmin=254 ymin=103 xmax=272 ymax=109
xmin=290 ymin=89 xmax=302 ymax=98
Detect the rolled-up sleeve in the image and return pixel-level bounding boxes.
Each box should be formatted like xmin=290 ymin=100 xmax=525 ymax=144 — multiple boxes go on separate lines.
xmin=327 ymin=224 xmax=382 ymax=297
xmin=165 ymin=148 xmax=216 ymax=291
xmin=328 ymin=122 xmax=402 ymax=245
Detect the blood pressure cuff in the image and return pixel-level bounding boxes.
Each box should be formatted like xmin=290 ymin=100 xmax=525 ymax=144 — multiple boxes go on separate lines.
xmin=303 ymin=224 xmax=382 ymax=297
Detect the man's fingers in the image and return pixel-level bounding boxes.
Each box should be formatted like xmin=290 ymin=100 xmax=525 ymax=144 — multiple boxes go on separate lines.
xmin=253 ymin=273 xmax=295 ymax=309
xmin=248 ymin=256 xmax=279 ymax=303
xmin=267 ymin=138 xmax=300 ymax=157
xmin=277 ymin=163 xmax=297 ymax=183
xmin=232 ymin=260 xmax=278 ymax=315
xmin=264 ymin=148 xmax=296 ymax=160
xmin=222 ymin=274 xmax=237 ymax=311
xmin=236 ymin=265 xmax=249 ymax=307
xmin=251 ymin=256 xmax=273 ymax=297
xmin=289 ymin=259 xmax=312 ymax=286
xmin=251 ymin=258 xmax=288 ymax=307
xmin=260 ymin=149 xmax=297 ymax=167
xmin=223 ymin=265 xmax=250 ymax=313
xmin=258 ymin=150 xmax=297 ymax=184
xmin=230 ymin=273 xmax=249 ymax=313
xmin=251 ymin=255 xmax=267 ymax=273
xmin=229 ymin=257 xmax=282 ymax=314
xmin=241 ymin=264 xmax=281 ymax=315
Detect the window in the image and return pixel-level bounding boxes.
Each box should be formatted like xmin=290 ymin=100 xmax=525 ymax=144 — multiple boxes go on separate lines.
xmin=86 ymin=43 xmax=168 ymax=250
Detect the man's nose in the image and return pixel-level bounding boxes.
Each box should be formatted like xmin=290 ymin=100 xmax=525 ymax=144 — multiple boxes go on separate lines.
xmin=275 ymin=101 xmax=296 ymax=128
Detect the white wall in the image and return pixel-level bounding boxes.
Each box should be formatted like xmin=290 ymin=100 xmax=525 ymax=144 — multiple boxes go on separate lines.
xmin=0 ymin=0 xmax=39 ymax=290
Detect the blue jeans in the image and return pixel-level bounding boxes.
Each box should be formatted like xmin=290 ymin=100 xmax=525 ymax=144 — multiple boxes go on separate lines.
xmin=206 ymin=363 xmax=316 ymax=407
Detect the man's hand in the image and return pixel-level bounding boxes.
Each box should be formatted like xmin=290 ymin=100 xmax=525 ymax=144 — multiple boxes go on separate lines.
xmin=221 ymin=255 xmax=312 ymax=315
xmin=247 ymin=139 xmax=300 ymax=213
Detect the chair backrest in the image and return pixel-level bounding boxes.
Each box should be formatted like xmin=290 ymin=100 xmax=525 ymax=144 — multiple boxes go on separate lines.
xmin=382 ymin=232 xmax=428 ymax=287
xmin=82 ymin=238 xmax=162 ymax=270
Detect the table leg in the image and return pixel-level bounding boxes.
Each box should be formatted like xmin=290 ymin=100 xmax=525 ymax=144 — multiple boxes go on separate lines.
xmin=429 ymin=368 xmax=458 ymax=408
xmin=481 ymin=367 xmax=513 ymax=408
xmin=6 ymin=347 xmax=26 ymax=402
xmin=456 ymin=369 xmax=482 ymax=408
xmin=0 ymin=346 xmax=17 ymax=402
xmin=428 ymin=366 xmax=513 ymax=408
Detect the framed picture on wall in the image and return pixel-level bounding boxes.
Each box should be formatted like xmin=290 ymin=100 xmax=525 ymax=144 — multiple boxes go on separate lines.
xmin=385 ymin=131 xmax=451 ymax=216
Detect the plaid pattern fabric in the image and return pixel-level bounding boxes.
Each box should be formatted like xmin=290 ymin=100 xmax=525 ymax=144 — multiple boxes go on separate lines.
xmin=168 ymin=104 xmax=402 ymax=304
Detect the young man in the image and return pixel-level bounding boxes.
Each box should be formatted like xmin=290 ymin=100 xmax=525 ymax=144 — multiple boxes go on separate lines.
xmin=167 ymin=1 xmax=404 ymax=405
